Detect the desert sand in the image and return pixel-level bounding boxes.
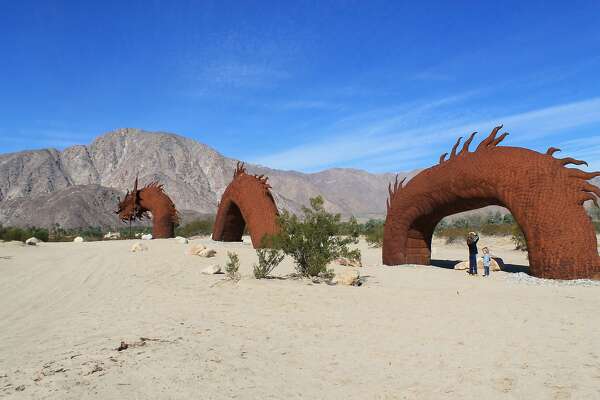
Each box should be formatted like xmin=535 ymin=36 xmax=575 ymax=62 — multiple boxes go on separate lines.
xmin=1 ymin=236 xmax=599 ymax=399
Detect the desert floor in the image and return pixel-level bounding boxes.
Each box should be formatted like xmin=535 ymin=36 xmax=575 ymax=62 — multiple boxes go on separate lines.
xmin=1 ymin=236 xmax=599 ymax=399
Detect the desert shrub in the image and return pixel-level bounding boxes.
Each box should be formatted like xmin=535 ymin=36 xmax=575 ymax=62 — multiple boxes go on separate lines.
xmin=434 ymin=212 xmax=522 ymax=243
xmin=175 ymin=218 xmax=215 ymax=238
xmin=253 ymin=247 xmax=284 ymax=279
xmin=0 ymin=225 xmax=49 ymax=242
xmin=511 ymin=224 xmax=527 ymax=251
xmin=118 ymin=226 xmax=152 ymax=240
xmin=49 ymin=225 xmax=105 ymax=242
xmin=435 ymin=226 xmax=470 ymax=244
xmin=271 ymin=196 xmax=360 ymax=277
xmin=363 ymin=219 xmax=384 ymax=247
xmin=479 ymin=223 xmax=514 ymax=236
xmin=225 ymin=251 xmax=241 ymax=280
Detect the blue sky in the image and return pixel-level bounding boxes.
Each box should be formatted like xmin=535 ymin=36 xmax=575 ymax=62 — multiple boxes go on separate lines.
xmin=1 ymin=1 xmax=600 ymax=173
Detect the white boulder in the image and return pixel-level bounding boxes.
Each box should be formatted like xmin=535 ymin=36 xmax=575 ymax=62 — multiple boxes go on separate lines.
xmin=131 ymin=242 xmax=148 ymax=252
xmin=73 ymin=236 xmax=84 ymax=243
xmin=454 ymin=257 xmax=503 ymax=272
xmin=201 ymin=264 xmax=222 ymax=274
xmin=198 ymin=248 xmax=217 ymax=258
xmin=25 ymin=237 xmax=40 ymax=246
xmin=103 ymin=231 xmax=121 ymax=240
xmin=186 ymin=244 xmax=206 ymax=256
xmin=454 ymin=261 xmax=469 ymax=270
xmin=141 ymin=234 xmax=153 ymax=240
xmin=332 ymin=269 xmax=361 ymax=286
xmin=175 ymin=236 xmax=188 ymax=244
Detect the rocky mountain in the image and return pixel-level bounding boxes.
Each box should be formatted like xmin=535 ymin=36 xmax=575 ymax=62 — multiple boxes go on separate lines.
xmin=0 ymin=128 xmax=405 ymax=229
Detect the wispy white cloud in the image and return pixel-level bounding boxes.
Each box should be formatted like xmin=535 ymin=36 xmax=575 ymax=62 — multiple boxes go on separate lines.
xmin=277 ymin=100 xmax=343 ymax=111
xmin=558 ymin=135 xmax=600 ymax=171
xmin=253 ymin=96 xmax=600 ymax=172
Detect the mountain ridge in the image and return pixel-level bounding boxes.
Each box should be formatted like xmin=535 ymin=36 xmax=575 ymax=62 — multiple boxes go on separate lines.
xmin=0 ymin=128 xmax=403 ymax=228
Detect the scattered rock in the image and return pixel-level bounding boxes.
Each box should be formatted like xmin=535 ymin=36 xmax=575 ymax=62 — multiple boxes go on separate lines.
xmin=336 ymin=257 xmax=362 ymax=268
xmin=141 ymin=234 xmax=153 ymax=240
xmin=479 ymin=258 xmax=502 ymax=272
xmin=332 ymin=269 xmax=361 ymax=286
xmin=186 ymin=244 xmax=216 ymax=257
xmin=454 ymin=261 xmax=468 ymax=270
xmin=130 ymin=242 xmax=148 ymax=252
xmin=116 ymin=341 xmax=129 ymax=351
xmin=175 ymin=236 xmax=188 ymax=244
xmin=103 ymin=231 xmax=121 ymax=240
xmin=85 ymin=364 xmax=104 ymax=375
xmin=15 ymin=385 xmax=25 ymax=392
xmin=25 ymin=237 xmax=40 ymax=246
xmin=186 ymin=244 xmax=206 ymax=255
xmin=202 ymin=264 xmax=222 ymax=274
xmin=198 ymin=248 xmax=217 ymax=258
xmin=73 ymin=236 xmax=84 ymax=243
xmin=505 ymin=272 xmax=600 ymax=287
xmin=454 ymin=258 xmax=503 ymax=272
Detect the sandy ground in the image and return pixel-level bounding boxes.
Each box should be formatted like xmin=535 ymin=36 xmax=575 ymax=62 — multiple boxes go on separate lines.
xmin=1 ymin=236 xmax=599 ymax=399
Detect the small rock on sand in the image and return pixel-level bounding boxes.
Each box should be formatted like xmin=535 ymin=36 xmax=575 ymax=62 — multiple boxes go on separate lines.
xmin=175 ymin=236 xmax=188 ymax=244
xmin=131 ymin=242 xmax=148 ymax=252
xmin=141 ymin=234 xmax=153 ymax=240
xmin=73 ymin=236 xmax=84 ymax=243
xmin=103 ymin=231 xmax=121 ymax=240
xmin=454 ymin=258 xmax=503 ymax=272
xmin=25 ymin=237 xmax=40 ymax=246
xmin=332 ymin=269 xmax=361 ymax=286
xmin=202 ymin=264 xmax=222 ymax=274
xmin=336 ymin=257 xmax=362 ymax=268
xmin=186 ymin=244 xmax=216 ymax=257
xmin=198 ymin=248 xmax=216 ymax=257
xmin=186 ymin=244 xmax=205 ymax=255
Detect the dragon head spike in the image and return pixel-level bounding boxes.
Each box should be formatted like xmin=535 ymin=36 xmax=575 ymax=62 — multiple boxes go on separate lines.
xmin=581 ymin=193 xmax=600 ymax=208
xmin=449 ymin=137 xmax=463 ymax=159
xmin=458 ymin=132 xmax=477 ymax=156
xmin=559 ymin=157 xmax=588 ymax=167
xmin=546 ymin=147 xmax=561 ymax=156
xmin=439 ymin=152 xmax=448 ymax=164
xmin=132 ymin=175 xmax=139 ymax=206
xmin=583 ymin=183 xmax=600 ymax=203
xmin=490 ymin=132 xmax=509 ymax=147
xmin=234 ymin=161 xmax=246 ymax=178
xmin=568 ymin=169 xmax=600 ymax=180
xmin=476 ymin=125 xmax=503 ymax=151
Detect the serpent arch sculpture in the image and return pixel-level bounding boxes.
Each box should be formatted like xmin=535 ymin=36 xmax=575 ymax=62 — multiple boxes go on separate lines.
xmin=383 ymin=125 xmax=600 ymax=280
xmin=212 ymin=162 xmax=280 ymax=248
xmin=116 ymin=176 xmax=179 ymax=238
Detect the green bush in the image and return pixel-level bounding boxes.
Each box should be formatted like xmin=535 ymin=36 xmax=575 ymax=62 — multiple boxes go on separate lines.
xmin=175 ymin=218 xmax=215 ymax=238
xmin=225 ymin=251 xmax=240 ymax=280
xmin=435 ymin=226 xmax=470 ymax=244
xmin=118 ymin=226 xmax=152 ymax=240
xmin=363 ymin=219 xmax=384 ymax=247
xmin=511 ymin=224 xmax=527 ymax=251
xmin=0 ymin=225 xmax=49 ymax=242
xmin=253 ymin=247 xmax=284 ymax=279
xmin=271 ymin=196 xmax=360 ymax=277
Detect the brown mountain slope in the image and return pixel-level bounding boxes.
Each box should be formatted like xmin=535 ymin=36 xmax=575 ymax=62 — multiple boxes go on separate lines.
xmin=0 ymin=129 xmax=402 ymax=228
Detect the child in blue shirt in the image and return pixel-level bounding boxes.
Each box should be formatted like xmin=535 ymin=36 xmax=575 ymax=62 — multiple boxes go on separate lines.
xmin=482 ymin=247 xmax=491 ymax=277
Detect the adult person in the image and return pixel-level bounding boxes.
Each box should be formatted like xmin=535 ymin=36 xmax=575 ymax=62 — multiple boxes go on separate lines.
xmin=467 ymin=232 xmax=479 ymax=275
